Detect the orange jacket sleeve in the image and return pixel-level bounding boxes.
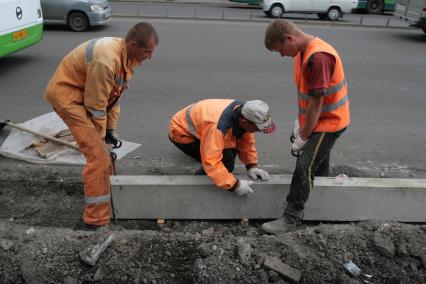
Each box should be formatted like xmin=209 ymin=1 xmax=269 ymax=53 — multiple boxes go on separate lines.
xmin=200 ymin=125 xmax=237 ymax=190
xmin=83 ymin=61 xmax=115 ymax=137
xmin=236 ymin=132 xmax=258 ymax=167
xmin=107 ymin=103 xmax=120 ymax=130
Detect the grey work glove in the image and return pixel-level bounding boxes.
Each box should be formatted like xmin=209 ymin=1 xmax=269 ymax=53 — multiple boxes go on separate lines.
xmin=235 ymin=180 xmax=254 ymax=197
xmin=105 ymin=129 xmax=120 ymax=148
xmin=247 ymin=167 xmax=270 ymax=181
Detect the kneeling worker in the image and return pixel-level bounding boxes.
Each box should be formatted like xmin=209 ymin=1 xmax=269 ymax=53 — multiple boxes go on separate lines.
xmin=169 ymin=99 xmax=276 ymax=196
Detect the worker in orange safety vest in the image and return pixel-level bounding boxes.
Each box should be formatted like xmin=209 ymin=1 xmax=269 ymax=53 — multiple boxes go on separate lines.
xmin=261 ymin=20 xmax=350 ymax=234
xmin=43 ymin=22 xmax=159 ymax=230
xmin=169 ymin=99 xmax=276 ymax=196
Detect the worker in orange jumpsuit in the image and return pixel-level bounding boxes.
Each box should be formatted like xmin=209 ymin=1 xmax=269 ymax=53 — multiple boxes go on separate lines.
xmin=43 ymin=22 xmax=159 ymax=229
xmin=169 ymin=99 xmax=276 ymax=196
xmin=261 ymin=20 xmax=350 ymax=234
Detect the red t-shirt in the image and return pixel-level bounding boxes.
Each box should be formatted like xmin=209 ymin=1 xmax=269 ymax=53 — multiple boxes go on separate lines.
xmin=303 ymin=52 xmax=336 ymax=97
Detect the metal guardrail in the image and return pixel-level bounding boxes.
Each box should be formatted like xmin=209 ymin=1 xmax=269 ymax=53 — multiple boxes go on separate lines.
xmin=110 ymin=5 xmax=410 ymax=28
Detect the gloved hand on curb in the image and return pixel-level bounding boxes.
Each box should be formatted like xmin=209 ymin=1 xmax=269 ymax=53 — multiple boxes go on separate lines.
xmin=235 ymin=180 xmax=254 ymax=197
xmin=247 ymin=167 xmax=270 ymax=181
xmin=292 ymin=133 xmax=308 ymax=153
xmin=105 ymin=129 xmax=120 ymax=148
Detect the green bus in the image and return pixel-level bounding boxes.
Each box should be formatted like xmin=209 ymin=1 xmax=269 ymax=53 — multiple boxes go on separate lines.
xmin=0 ymin=0 xmax=44 ymax=57
xmin=357 ymin=0 xmax=396 ymax=14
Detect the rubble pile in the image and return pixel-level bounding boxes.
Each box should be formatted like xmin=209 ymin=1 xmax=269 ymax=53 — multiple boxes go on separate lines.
xmin=0 ymin=170 xmax=425 ymax=283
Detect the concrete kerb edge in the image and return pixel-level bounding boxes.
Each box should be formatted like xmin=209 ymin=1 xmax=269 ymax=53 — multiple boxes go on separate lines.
xmin=111 ymin=15 xmax=411 ymax=30
xmin=110 ymin=175 xmax=426 ymax=221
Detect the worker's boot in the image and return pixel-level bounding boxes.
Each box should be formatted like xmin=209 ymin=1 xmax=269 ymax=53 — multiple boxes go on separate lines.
xmin=83 ymin=223 xmax=111 ymax=231
xmin=73 ymin=222 xmax=114 ymax=231
xmin=261 ymin=203 xmax=303 ymax=235
xmin=194 ymin=167 xmax=206 ymax=175
xmin=260 ymin=215 xmax=297 ymax=235
xmin=77 ymin=223 xmax=124 ymax=231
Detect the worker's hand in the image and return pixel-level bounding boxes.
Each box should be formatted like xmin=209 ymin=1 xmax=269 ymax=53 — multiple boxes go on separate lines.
xmin=105 ymin=143 xmax=113 ymax=153
xmin=292 ymin=133 xmax=308 ymax=153
xmin=247 ymin=167 xmax=270 ymax=181
xmin=290 ymin=119 xmax=301 ymax=143
xmin=105 ymin=129 xmax=120 ymax=148
xmin=293 ymin=119 xmax=301 ymax=136
xmin=235 ymin=180 xmax=254 ymax=197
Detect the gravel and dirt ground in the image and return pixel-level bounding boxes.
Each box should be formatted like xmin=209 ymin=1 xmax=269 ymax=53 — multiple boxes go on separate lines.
xmin=0 ymin=166 xmax=425 ymax=283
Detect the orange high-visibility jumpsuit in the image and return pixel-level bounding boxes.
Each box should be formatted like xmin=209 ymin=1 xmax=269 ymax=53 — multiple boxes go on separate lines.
xmin=44 ymin=37 xmax=140 ymax=225
xmin=169 ymin=99 xmax=259 ymax=190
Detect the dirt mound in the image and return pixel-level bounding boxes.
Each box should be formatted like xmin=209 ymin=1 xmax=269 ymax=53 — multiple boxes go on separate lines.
xmin=0 ymin=171 xmax=425 ymax=283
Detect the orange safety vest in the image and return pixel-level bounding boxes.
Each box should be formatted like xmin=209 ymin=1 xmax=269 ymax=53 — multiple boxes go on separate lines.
xmin=169 ymin=99 xmax=258 ymax=190
xmin=294 ymin=37 xmax=350 ymax=133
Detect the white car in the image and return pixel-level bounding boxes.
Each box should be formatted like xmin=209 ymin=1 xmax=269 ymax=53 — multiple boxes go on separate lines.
xmin=261 ymin=0 xmax=358 ymax=21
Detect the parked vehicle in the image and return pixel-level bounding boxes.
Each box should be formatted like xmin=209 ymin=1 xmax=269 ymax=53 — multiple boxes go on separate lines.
xmin=357 ymin=0 xmax=396 ymax=14
xmin=261 ymin=0 xmax=358 ymax=21
xmin=0 ymin=0 xmax=43 ymax=57
xmin=40 ymin=0 xmax=111 ymax=32
xmin=229 ymin=0 xmax=261 ymax=4
xmin=394 ymin=0 xmax=426 ymax=33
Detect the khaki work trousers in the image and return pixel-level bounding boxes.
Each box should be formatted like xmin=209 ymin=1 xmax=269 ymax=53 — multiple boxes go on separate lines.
xmin=55 ymin=109 xmax=112 ymax=226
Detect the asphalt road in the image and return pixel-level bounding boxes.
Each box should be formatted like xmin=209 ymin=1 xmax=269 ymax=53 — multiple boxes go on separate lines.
xmin=1 ymin=18 xmax=425 ymax=178
xmin=110 ymin=1 xmax=410 ymax=28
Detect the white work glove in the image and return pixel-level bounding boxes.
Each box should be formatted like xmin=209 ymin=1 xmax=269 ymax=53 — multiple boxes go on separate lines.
xmin=234 ymin=180 xmax=254 ymax=197
xmin=247 ymin=167 xmax=270 ymax=181
xmin=293 ymin=119 xmax=301 ymax=136
xmin=290 ymin=119 xmax=301 ymax=144
xmin=292 ymin=133 xmax=308 ymax=152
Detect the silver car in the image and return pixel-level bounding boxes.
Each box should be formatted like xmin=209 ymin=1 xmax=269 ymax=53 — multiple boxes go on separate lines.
xmin=40 ymin=0 xmax=111 ymax=32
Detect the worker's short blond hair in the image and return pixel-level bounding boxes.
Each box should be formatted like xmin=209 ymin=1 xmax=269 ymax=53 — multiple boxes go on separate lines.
xmin=126 ymin=22 xmax=159 ymax=48
xmin=264 ymin=20 xmax=301 ymax=50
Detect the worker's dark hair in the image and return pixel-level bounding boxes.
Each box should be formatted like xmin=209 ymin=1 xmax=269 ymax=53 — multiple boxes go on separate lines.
xmin=125 ymin=22 xmax=159 ymax=48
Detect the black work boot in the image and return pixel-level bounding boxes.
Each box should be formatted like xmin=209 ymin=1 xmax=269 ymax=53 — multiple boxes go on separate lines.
xmin=73 ymin=222 xmax=109 ymax=231
xmin=260 ymin=203 xmax=303 ymax=235
xmin=194 ymin=167 xmax=206 ymax=175
xmin=73 ymin=221 xmax=123 ymax=231
xmin=83 ymin=223 xmax=111 ymax=231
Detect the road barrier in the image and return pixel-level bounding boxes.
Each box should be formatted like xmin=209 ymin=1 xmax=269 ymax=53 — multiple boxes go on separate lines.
xmin=111 ymin=6 xmax=409 ymax=29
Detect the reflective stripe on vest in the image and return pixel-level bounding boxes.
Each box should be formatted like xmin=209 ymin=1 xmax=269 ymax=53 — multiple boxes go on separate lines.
xmin=115 ymin=76 xmax=127 ymax=87
xmin=186 ymin=105 xmax=196 ymax=136
xmin=85 ymin=193 xmax=110 ymax=205
xmin=299 ymin=94 xmax=349 ymax=114
xmin=87 ymin=107 xmax=106 ymax=118
xmin=86 ymin=38 xmax=99 ymax=64
xmin=298 ymin=78 xmax=346 ymax=100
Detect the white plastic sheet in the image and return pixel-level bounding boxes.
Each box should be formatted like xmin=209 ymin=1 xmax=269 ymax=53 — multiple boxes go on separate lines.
xmin=0 ymin=112 xmax=140 ymax=165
